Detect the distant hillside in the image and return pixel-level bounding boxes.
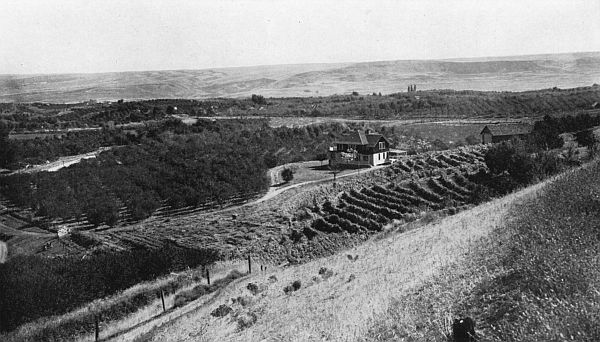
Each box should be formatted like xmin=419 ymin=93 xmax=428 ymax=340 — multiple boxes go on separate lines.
xmin=1 ymin=52 xmax=600 ymax=103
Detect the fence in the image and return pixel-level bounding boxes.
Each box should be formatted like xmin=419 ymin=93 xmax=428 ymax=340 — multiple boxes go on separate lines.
xmin=88 ymin=256 xmax=263 ymax=341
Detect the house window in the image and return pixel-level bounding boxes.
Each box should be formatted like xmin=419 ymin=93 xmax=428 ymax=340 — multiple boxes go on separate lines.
xmin=362 ymin=156 xmax=368 ymax=161
xmin=379 ymin=142 xmax=385 ymax=150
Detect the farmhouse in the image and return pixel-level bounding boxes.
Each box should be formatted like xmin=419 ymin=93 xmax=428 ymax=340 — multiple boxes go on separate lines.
xmin=329 ymin=129 xmax=390 ymax=167
xmin=480 ymin=123 xmax=532 ymax=144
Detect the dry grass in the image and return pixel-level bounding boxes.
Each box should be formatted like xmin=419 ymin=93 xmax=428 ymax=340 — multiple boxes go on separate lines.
xmin=134 ymin=178 xmax=550 ymax=342
xmin=363 ymin=163 xmax=600 ymax=342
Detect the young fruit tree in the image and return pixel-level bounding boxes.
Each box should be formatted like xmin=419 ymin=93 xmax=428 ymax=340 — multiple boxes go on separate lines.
xmin=281 ymin=168 xmax=294 ymax=183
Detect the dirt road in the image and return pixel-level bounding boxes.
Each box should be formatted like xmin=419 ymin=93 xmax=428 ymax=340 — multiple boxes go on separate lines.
xmin=256 ymin=162 xmax=390 ymax=204
xmin=8 ymin=146 xmax=113 ymax=175
xmin=0 ymin=241 xmax=6 ymax=263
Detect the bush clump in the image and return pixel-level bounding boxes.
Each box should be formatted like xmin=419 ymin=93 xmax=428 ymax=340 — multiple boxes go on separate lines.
xmin=173 ymin=269 xmax=244 ymax=308
xmin=319 ymin=267 xmax=334 ymax=280
xmin=246 ymin=282 xmax=264 ymax=296
xmin=283 ymin=280 xmax=302 ymax=294
xmin=211 ymin=304 xmax=233 ymax=318
xmin=236 ymin=312 xmax=258 ymax=330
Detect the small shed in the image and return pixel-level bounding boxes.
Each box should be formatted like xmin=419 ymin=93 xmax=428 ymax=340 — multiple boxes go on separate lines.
xmin=480 ymin=124 xmax=532 ymax=144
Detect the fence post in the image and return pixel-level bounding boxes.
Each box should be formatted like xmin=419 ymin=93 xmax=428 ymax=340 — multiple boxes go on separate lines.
xmin=160 ymin=290 xmax=166 ymax=313
xmin=94 ymin=314 xmax=100 ymax=341
xmin=206 ymin=267 xmax=211 ymax=285
xmin=248 ymin=255 xmax=252 ymax=274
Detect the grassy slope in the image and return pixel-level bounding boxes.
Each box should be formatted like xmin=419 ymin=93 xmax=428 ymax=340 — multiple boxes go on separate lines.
xmin=365 ymin=161 xmax=600 ymax=341
xmin=131 ymin=174 xmax=553 ymax=342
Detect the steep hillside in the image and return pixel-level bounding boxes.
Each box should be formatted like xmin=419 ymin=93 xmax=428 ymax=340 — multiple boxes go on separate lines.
xmin=367 ymin=161 xmax=600 ymax=342
xmin=1 ymin=52 xmax=599 ymax=103
xmin=124 ymin=170 xmax=557 ymax=342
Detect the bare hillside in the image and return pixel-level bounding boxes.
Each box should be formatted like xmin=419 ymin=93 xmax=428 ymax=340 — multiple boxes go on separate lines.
xmin=1 ymin=52 xmax=599 ymax=103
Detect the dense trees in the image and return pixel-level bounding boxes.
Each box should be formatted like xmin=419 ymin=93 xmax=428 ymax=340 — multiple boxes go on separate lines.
xmin=2 ymin=87 xmax=599 ymax=134
xmin=0 ymin=245 xmax=221 ymax=332
xmin=3 ymin=129 xmax=140 ymax=169
xmin=0 ymin=119 xmax=348 ymax=224
xmin=483 ymin=140 xmax=563 ymax=192
xmin=0 ymin=128 xmax=15 ymax=168
xmin=531 ymin=113 xmax=600 ymax=149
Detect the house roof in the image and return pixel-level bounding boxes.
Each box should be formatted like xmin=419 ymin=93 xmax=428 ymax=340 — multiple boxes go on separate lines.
xmin=481 ymin=124 xmax=532 ymax=136
xmin=335 ymin=131 xmax=368 ymax=145
xmin=335 ymin=130 xmax=389 ymax=147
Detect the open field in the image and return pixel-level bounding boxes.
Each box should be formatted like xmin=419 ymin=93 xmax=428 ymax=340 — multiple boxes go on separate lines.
xmin=1 ymin=52 xmax=600 ymax=103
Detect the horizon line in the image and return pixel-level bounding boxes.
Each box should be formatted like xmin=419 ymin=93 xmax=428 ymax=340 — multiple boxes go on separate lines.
xmin=1 ymin=50 xmax=599 ymax=78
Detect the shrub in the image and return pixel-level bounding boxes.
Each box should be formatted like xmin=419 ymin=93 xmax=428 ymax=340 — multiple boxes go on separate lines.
xmin=211 ymin=304 xmax=232 ymax=317
xmin=234 ymin=296 xmax=253 ymax=307
xmin=246 ymin=283 xmax=259 ymax=295
xmin=236 ymin=312 xmax=258 ymax=330
xmin=281 ymin=168 xmax=294 ymax=182
xmin=319 ymin=267 xmax=334 ymax=280
xmin=283 ymin=280 xmax=302 ymax=294
xmin=283 ymin=284 xmax=294 ymax=294
xmin=173 ymin=284 xmax=209 ymax=308
xmin=292 ymin=280 xmax=302 ymax=291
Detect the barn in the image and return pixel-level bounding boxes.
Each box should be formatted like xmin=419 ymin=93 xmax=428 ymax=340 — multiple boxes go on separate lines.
xmin=480 ymin=124 xmax=532 ymax=144
xmin=329 ymin=129 xmax=390 ymax=167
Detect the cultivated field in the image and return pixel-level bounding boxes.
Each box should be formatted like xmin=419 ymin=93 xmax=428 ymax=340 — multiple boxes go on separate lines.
xmin=0 ymin=145 xmax=486 ymax=264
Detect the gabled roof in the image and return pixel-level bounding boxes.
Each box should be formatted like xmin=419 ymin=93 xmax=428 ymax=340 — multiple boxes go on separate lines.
xmin=334 ymin=130 xmax=389 ymax=147
xmin=335 ymin=131 xmax=368 ymax=145
xmin=481 ymin=124 xmax=532 ymax=136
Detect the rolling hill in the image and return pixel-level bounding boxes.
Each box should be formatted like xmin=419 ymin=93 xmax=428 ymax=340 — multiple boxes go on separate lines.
xmin=1 ymin=52 xmax=599 ymax=103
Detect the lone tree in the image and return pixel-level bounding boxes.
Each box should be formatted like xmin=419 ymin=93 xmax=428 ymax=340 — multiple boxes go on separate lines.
xmin=251 ymin=94 xmax=267 ymax=105
xmin=281 ymin=168 xmax=294 ymax=183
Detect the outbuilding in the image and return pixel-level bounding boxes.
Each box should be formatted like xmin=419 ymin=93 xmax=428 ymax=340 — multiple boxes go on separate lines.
xmin=480 ymin=123 xmax=532 ymax=144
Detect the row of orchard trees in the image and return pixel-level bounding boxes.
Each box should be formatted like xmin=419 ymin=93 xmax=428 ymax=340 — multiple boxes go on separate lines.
xmin=0 ymin=119 xmax=350 ymax=225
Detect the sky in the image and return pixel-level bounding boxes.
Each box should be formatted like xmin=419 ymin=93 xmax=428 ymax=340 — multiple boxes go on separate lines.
xmin=1 ymin=0 xmax=599 ymax=74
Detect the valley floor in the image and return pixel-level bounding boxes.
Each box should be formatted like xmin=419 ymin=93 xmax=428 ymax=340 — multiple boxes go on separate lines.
xmin=124 ymin=171 xmax=553 ymax=342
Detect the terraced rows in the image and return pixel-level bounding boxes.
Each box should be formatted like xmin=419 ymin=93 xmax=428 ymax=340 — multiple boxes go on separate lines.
xmin=311 ymin=171 xmax=480 ymax=235
xmin=390 ymin=146 xmax=487 ymax=176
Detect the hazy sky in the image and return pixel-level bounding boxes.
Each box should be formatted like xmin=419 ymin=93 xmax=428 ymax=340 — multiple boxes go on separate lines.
xmin=1 ymin=0 xmax=599 ymax=74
